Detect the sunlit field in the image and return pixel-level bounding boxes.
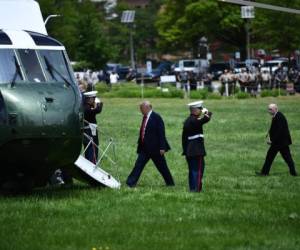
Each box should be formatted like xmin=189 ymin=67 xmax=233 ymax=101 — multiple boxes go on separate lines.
xmin=1 ymin=96 xmax=300 ymax=250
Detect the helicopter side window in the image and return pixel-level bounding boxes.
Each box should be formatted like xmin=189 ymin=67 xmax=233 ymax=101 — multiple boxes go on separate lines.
xmin=0 ymin=92 xmax=6 ymax=124
xmin=40 ymin=50 xmax=72 ymax=84
xmin=18 ymin=49 xmax=45 ymax=83
xmin=0 ymin=49 xmax=23 ymax=84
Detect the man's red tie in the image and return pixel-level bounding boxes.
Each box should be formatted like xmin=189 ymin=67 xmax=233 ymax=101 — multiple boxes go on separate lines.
xmin=140 ymin=115 xmax=147 ymax=143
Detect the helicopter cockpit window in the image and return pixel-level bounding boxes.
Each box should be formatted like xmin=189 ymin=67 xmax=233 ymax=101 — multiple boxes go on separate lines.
xmin=18 ymin=49 xmax=46 ymax=83
xmin=40 ymin=50 xmax=73 ymax=84
xmin=0 ymin=49 xmax=23 ymax=84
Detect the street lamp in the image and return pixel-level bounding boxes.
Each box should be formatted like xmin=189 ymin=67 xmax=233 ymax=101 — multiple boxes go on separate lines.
xmin=198 ymin=36 xmax=208 ymax=59
xmin=44 ymin=14 xmax=61 ymax=26
xmin=121 ymin=10 xmax=136 ymax=70
xmin=241 ymin=6 xmax=254 ymax=61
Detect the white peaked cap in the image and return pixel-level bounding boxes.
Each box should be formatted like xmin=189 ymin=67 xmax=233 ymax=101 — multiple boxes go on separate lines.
xmin=83 ymin=91 xmax=98 ymax=97
xmin=187 ymin=100 xmax=203 ymax=109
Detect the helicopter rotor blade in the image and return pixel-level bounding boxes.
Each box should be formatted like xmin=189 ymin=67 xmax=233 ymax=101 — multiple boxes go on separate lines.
xmin=219 ymin=0 xmax=300 ymax=15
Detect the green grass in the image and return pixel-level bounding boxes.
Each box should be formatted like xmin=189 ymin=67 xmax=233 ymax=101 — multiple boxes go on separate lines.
xmin=1 ymin=97 xmax=300 ymax=250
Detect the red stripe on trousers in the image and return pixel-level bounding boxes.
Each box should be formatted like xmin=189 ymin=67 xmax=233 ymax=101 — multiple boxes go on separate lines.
xmin=197 ymin=156 xmax=203 ymax=192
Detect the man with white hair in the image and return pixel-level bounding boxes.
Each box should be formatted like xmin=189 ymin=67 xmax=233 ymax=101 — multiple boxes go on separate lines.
xmin=257 ymin=103 xmax=297 ymax=176
xmin=126 ymin=101 xmax=175 ymax=187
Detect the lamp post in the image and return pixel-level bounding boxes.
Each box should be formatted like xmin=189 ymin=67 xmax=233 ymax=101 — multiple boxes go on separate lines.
xmin=44 ymin=14 xmax=61 ymax=26
xmin=121 ymin=10 xmax=136 ymax=70
xmin=198 ymin=36 xmax=208 ymax=59
xmin=241 ymin=6 xmax=254 ymax=60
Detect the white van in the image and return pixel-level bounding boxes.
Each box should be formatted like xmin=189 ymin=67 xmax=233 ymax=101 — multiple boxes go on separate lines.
xmin=174 ymin=59 xmax=209 ymax=74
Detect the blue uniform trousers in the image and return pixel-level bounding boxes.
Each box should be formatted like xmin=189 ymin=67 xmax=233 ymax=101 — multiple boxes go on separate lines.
xmin=83 ymin=129 xmax=99 ymax=164
xmin=186 ymin=156 xmax=205 ymax=192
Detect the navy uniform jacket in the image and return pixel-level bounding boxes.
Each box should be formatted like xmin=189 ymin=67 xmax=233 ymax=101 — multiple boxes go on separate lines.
xmin=83 ymin=102 xmax=103 ymax=125
xmin=269 ymin=111 xmax=292 ymax=147
xmin=137 ymin=111 xmax=170 ymax=155
xmin=182 ymin=114 xmax=211 ymax=157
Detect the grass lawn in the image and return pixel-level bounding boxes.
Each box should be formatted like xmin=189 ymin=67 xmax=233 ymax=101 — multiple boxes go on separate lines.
xmin=0 ymin=96 xmax=300 ymax=250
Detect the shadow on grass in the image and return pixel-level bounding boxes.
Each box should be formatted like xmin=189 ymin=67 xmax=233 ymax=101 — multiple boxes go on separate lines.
xmin=0 ymin=183 xmax=105 ymax=199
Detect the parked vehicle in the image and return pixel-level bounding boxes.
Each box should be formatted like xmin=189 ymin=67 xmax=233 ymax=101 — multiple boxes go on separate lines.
xmin=174 ymin=59 xmax=209 ymax=74
xmin=136 ymin=61 xmax=172 ymax=84
xmin=209 ymin=62 xmax=230 ymax=80
xmin=104 ymin=63 xmax=130 ymax=80
xmin=260 ymin=59 xmax=288 ymax=73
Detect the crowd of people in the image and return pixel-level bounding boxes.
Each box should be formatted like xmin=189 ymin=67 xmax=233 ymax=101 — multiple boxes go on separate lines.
xmin=75 ymin=69 xmax=120 ymax=92
xmin=175 ymin=64 xmax=300 ymax=96
xmin=74 ymin=64 xmax=300 ymax=100
xmin=218 ymin=65 xmax=300 ymax=95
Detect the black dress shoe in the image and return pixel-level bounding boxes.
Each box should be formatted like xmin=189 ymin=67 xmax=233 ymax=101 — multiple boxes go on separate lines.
xmin=291 ymin=172 xmax=298 ymax=176
xmin=255 ymin=171 xmax=267 ymax=176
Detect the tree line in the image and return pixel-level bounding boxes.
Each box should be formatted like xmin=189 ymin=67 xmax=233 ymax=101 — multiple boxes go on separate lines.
xmin=38 ymin=0 xmax=300 ymax=69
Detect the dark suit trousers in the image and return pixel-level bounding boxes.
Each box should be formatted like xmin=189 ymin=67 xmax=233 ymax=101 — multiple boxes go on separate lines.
xmin=126 ymin=151 xmax=175 ymax=187
xmin=261 ymin=145 xmax=297 ymax=175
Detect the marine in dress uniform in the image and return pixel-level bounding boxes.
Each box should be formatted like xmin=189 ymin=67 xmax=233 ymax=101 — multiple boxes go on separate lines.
xmin=258 ymin=104 xmax=297 ymax=176
xmin=83 ymin=91 xmax=103 ymax=164
xmin=182 ymin=101 xmax=212 ymax=192
xmin=126 ymin=101 xmax=175 ymax=187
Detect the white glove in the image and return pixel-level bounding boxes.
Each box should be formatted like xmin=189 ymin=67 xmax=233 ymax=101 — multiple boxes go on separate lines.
xmin=202 ymin=108 xmax=208 ymax=114
xmin=95 ymin=97 xmax=101 ymax=104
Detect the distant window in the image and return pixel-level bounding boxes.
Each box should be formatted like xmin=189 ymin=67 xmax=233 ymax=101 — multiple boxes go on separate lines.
xmin=0 ymin=31 xmax=12 ymax=45
xmin=183 ymin=61 xmax=195 ymax=67
xmin=18 ymin=49 xmax=46 ymax=83
xmin=28 ymin=31 xmax=62 ymax=46
xmin=39 ymin=50 xmax=72 ymax=83
xmin=0 ymin=49 xmax=23 ymax=83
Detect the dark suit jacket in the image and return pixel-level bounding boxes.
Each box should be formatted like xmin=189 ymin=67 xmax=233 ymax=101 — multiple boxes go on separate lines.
xmin=137 ymin=111 xmax=170 ymax=155
xmin=269 ymin=111 xmax=292 ymax=147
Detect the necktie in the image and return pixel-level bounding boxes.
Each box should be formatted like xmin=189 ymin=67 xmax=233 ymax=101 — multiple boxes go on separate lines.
xmin=140 ymin=115 xmax=147 ymax=143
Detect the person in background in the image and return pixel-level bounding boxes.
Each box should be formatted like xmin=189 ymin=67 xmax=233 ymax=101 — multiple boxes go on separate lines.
xmin=182 ymin=101 xmax=212 ymax=192
xmin=257 ymin=103 xmax=297 ymax=176
xmin=110 ymin=71 xmax=119 ymax=85
xmin=126 ymin=101 xmax=175 ymax=188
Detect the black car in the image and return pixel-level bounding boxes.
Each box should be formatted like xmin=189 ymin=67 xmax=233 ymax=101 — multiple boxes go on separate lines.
xmin=136 ymin=61 xmax=172 ymax=84
xmin=209 ymin=62 xmax=230 ymax=80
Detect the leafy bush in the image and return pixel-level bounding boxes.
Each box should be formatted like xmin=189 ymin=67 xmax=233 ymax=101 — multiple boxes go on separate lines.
xmin=260 ymin=89 xmax=287 ymax=97
xmin=190 ymin=89 xmax=208 ymax=99
xmin=97 ymin=83 xmax=184 ymax=98
xmin=207 ymin=92 xmax=222 ymax=100
xmin=236 ymin=92 xmax=251 ymax=99
xmin=72 ymin=61 xmax=92 ymax=71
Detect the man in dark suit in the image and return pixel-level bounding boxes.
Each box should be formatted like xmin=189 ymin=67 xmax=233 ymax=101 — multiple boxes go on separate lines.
xmin=257 ymin=103 xmax=297 ymax=176
xmin=126 ymin=101 xmax=175 ymax=187
xmin=182 ymin=101 xmax=212 ymax=192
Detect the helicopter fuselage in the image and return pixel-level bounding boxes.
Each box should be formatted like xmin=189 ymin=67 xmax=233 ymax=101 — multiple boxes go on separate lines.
xmin=0 ymin=29 xmax=83 ymax=188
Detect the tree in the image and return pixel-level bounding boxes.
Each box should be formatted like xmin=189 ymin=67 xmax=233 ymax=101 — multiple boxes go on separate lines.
xmin=156 ymin=0 xmax=300 ymax=60
xmin=38 ymin=0 xmax=113 ymax=69
xmin=251 ymin=0 xmax=300 ymax=58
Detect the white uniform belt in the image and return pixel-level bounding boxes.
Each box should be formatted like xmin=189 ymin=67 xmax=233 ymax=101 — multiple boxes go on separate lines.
xmin=188 ymin=134 xmax=204 ymax=140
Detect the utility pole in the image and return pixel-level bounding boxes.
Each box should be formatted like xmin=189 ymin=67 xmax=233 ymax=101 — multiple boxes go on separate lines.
xmin=241 ymin=5 xmax=254 ymax=60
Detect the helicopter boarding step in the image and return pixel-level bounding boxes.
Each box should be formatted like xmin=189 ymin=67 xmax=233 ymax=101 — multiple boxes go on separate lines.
xmin=75 ymin=155 xmax=120 ymax=189
xmin=74 ymin=122 xmax=121 ymax=189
